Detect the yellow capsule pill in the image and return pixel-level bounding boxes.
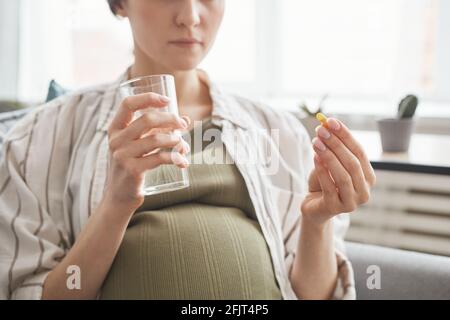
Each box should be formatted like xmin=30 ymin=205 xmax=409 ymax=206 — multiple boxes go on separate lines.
xmin=316 ymin=112 xmax=328 ymax=127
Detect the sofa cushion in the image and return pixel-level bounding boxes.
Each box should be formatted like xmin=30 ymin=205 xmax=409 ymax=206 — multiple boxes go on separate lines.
xmin=346 ymin=241 xmax=450 ymax=300
xmin=45 ymin=79 xmax=68 ymax=103
xmin=0 ymin=80 xmax=68 ymax=159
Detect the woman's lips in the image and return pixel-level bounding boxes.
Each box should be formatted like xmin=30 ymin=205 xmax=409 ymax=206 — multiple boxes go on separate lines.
xmin=169 ymin=39 xmax=203 ymax=48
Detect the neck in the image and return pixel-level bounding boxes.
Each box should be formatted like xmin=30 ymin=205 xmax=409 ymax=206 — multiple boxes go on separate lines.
xmin=129 ymin=47 xmax=208 ymax=109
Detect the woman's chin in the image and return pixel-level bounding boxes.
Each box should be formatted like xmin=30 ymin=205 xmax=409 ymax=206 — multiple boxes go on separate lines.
xmin=168 ymin=58 xmax=203 ymax=72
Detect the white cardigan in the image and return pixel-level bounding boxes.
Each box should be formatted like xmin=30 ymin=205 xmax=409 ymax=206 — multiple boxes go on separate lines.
xmin=0 ymin=69 xmax=355 ymax=300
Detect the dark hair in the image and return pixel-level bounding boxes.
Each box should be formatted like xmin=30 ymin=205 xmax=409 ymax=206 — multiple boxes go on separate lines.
xmin=107 ymin=0 xmax=121 ymax=15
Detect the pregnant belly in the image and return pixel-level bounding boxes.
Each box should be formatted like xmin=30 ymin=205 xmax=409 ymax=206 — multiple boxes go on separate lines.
xmin=100 ymin=203 xmax=282 ymax=300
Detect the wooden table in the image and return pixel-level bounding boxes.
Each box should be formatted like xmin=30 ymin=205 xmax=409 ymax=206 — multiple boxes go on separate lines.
xmin=353 ymin=130 xmax=450 ymax=175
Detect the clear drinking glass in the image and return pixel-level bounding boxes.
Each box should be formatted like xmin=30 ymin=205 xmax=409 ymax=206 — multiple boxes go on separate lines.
xmin=119 ymin=75 xmax=190 ymax=196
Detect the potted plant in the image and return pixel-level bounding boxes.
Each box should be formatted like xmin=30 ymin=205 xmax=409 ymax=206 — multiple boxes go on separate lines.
xmin=298 ymin=94 xmax=329 ymax=139
xmin=377 ymin=94 xmax=419 ymax=152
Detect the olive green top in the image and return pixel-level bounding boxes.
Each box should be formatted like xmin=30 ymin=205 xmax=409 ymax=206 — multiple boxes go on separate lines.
xmin=100 ymin=117 xmax=282 ymax=300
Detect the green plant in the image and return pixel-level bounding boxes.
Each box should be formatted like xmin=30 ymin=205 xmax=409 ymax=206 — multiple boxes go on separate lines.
xmin=299 ymin=94 xmax=329 ymax=117
xmin=397 ymin=94 xmax=418 ymax=119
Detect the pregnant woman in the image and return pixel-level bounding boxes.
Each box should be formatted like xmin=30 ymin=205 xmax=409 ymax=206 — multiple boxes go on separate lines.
xmin=0 ymin=0 xmax=375 ymax=300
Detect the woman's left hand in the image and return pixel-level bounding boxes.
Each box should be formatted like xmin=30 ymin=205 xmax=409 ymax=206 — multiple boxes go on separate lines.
xmin=300 ymin=117 xmax=377 ymax=227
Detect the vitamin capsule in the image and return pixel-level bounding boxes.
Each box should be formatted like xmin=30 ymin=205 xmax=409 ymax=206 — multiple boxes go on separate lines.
xmin=316 ymin=112 xmax=328 ymax=127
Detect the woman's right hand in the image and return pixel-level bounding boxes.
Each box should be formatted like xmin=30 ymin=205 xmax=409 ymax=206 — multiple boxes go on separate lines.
xmin=103 ymin=92 xmax=191 ymax=213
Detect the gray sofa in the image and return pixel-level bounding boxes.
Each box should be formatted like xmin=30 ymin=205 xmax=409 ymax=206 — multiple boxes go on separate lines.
xmin=346 ymin=241 xmax=450 ymax=300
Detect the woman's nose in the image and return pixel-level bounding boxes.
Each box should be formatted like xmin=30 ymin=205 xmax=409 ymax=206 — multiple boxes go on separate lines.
xmin=175 ymin=0 xmax=201 ymax=28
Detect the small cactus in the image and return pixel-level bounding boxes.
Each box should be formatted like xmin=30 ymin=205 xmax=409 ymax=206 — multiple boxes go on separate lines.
xmin=397 ymin=94 xmax=418 ymax=119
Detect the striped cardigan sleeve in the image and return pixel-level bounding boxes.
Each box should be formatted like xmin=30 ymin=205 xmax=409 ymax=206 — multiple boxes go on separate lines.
xmin=0 ymin=100 xmax=69 ymax=300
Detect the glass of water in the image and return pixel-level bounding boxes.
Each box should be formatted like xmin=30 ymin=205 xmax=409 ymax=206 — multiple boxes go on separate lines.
xmin=119 ymin=74 xmax=189 ymax=196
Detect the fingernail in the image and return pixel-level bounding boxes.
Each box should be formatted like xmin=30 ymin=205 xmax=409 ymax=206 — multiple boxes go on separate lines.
xmin=175 ymin=140 xmax=190 ymax=154
xmin=181 ymin=156 xmax=190 ymax=166
xmin=327 ymin=118 xmax=341 ymax=131
xmin=184 ymin=141 xmax=191 ymax=153
xmin=182 ymin=116 xmax=191 ymax=126
xmin=312 ymin=137 xmax=327 ymax=152
xmin=159 ymin=95 xmax=170 ymax=103
xmin=180 ymin=119 xmax=188 ymax=129
xmin=316 ymin=126 xmax=331 ymax=139
xmin=173 ymin=153 xmax=189 ymax=167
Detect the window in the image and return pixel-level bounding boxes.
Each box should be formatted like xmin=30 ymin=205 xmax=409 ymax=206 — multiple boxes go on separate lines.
xmin=16 ymin=0 xmax=133 ymax=102
xmin=281 ymin=0 xmax=403 ymax=98
xmin=200 ymin=0 xmax=257 ymax=84
xmin=13 ymin=0 xmax=257 ymax=103
xmin=2 ymin=0 xmax=450 ymax=117
xmin=275 ymin=0 xmax=450 ymax=116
